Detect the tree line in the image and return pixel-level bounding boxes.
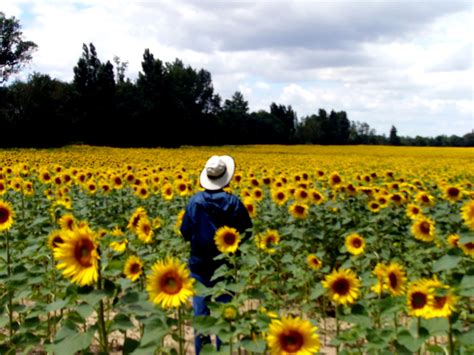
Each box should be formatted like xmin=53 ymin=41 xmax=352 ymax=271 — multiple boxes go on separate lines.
xmin=1 ymin=12 xmax=472 ymax=148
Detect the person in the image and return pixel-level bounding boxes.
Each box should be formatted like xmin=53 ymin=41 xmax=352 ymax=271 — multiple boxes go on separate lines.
xmin=180 ymin=155 xmax=252 ymax=355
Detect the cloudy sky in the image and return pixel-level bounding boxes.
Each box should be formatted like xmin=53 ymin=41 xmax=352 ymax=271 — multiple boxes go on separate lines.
xmin=3 ymin=0 xmax=473 ymax=137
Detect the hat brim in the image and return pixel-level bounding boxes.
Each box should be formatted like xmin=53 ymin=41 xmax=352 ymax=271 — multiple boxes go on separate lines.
xmin=200 ymin=155 xmax=235 ymax=190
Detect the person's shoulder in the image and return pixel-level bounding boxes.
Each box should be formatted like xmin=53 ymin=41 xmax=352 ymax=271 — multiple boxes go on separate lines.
xmin=188 ymin=191 xmax=206 ymax=204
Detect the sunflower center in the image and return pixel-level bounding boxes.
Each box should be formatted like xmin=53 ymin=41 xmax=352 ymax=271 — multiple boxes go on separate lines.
xmin=332 ymin=176 xmax=341 ymax=184
xmin=388 ymin=272 xmax=398 ymax=289
xmin=448 ymin=188 xmax=459 ymax=197
xmin=277 ymin=192 xmax=285 ymax=200
xmin=266 ymin=236 xmax=275 ymax=245
xmin=160 ymin=271 xmax=183 ymax=295
xmin=412 ymin=207 xmax=420 ymax=214
xmin=74 ymin=239 xmax=94 ymax=267
xmin=421 ymin=196 xmax=429 ymax=203
xmin=143 ymin=224 xmax=151 ymax=234
xmin=300 ymin=191 xmax=308 ymax=198
xmin=333 ymin=278 xmax=350 ymax=295
xmin=411 ymin=292 xmax=427 ymax=309
xmin=351 ymin=238 xmax=362 ymax=248
xmin=419 ymin=221 xmax=431 ymax=235
xmin=433 ymin=296 xmax=447 ymax=309
xmin=130 ymin=263 xmax=141 ymax=275
xmin=279 ymin=329 xmax=304 ymax=353
xmin=464 ymin=242 xmax=474 ymax=250
xmin=224 ymin=232 xmax=236 ymax=246
xmin=294 ymin=205 xmax=305 ymax=215
xmin=0 ymin=207 xmax=10 ymax=223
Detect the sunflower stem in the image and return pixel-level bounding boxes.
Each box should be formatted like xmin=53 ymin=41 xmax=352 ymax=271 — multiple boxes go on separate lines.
xmin=416 ymin=317 xmax=422 ymax=355
xmin=335 ymin=305 xmax=340 ymax=355
xmin=448 ymin=316 xmax=454 ymax=355
xmin=97 ymin=259 xmax=109 ymax=353
xmin=178 ymin=306 xmax=184 ymax=355
xmin=6 ymin=231 xmax=14 ymax=341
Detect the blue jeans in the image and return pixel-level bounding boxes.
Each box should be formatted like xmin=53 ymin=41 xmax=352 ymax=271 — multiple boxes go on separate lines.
xmin=193 ymin=293 xmax=232 ymax=355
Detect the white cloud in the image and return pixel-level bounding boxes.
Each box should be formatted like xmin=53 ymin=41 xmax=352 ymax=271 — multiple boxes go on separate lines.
xmin=4 ymin=0 xmax=473 ymax=137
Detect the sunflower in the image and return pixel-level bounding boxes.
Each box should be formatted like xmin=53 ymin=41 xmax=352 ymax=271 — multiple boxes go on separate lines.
xmin=461 ymin=200 xmax=474 ymax=231
xmin=271 ymin=189 xmax=288 ymax=206
xmin=329 ymin=172 xmax=343 ymax=187
xmin=371 ymin=263 xmax=387 ymax=295
xmin=252 ymin=187 xmax=265 ymax=202
xmin=416 ymin=192 xmax=435 ymax=207
xmin=309 ymin=189 xmax=325 ymax=205
xmin=127 ymin=207 xmax=147 ymax=232
xmin=161 ymin=183 xmax=174 ymax=201
xmin=175 ymin=210 xmax=185 ymax=233
xmin=345 ymin=233 xmax=365 ymax=256
xmin=267 ymin=316 xmax=320 ymax=355
xmin=294 ymin=188 xmax=309 ymax=202
xmin=444 ymin=185 xmax=463 ymax=203
xmin=406 ymin=282 xmax=434 ymax=318
xmin=306 ymin=254 xmax=322 ymax=270
xmin=0 ymin=200 xmax=14 ymax=231
xmin=110 ymin=226 xmax=124 ymax=237
xmin=427 ymin=291 xmax=457 ymax=319
xmin=322 ymin=268 xmax=361 ymax=306
xmin=411 ymin=217 xmax=435 ymax=242
xmin=459 ymin=241 xmax=474 ymax=257
xmin=58 ymin=214 xmax=76 ymax=231
xmin=446 ymin=234 xmax=460 ymax=248
xmin=406 ymin=203 xmax=423 ymax=220
xmin=222 ymin=304 xmax=239 ymax=322
xmin=110 ymin=239 xmax=128 ymax=253
xmin=48 ymin=230 xmax=65 ymax=250
xmin=368 ymin=200 xmax=381 ymax=213
xmin=146 ymin=257 xmax=194 ymax=308
xmin=256 ymin=229 xmax=280 ymax=254
xmin=289 ymin=202 xmax=309 ymax=219
xmin=53 ymin=226 xmax=99 ymax=286
xmin=244 ymin=197 xmax=257 ymax=218
xmin=136 ymin=217 xmax=154 ymax=244
xmin=112 ymin=175 xmax=124 ymax=189
xmin=385 ymin=263 xmax=407 ymax=296
xmin=214 ymin=226 xmax=241 ymax=254
xmin=124 ymin=255 xmax=143 ymax=282
xmin=0 ymin=180 xmax=7 ymax=195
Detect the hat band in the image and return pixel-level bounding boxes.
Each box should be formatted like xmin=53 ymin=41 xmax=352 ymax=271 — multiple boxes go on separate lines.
xmin=207 ymin=170 xmax=226 ymax=180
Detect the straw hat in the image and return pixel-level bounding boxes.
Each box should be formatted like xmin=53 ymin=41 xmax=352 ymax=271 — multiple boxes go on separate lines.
xmin=199 ymin=155 xmax=235 ymax=190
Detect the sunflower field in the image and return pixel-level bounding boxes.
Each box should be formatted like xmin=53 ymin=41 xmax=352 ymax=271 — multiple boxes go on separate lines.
xmin=0 ymin=145 xmax=473 ymax=354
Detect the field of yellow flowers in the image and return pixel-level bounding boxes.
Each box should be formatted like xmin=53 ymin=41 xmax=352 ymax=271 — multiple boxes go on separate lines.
xmin=0 ymin=145 xmax=473 ymax=354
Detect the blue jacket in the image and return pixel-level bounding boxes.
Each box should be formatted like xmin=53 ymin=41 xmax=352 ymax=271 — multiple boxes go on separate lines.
xmin=180 ymin=190 xmax=252 ymax=286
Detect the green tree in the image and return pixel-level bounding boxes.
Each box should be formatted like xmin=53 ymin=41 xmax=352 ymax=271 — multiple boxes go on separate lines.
xmin=0 ymin=12 xmax=37 ymax=84
xmin=389 ymin=125 xmax=401 ymax=145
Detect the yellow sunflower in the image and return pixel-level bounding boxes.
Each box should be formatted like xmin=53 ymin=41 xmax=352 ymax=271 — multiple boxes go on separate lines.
xmin=427 ymin=292 xmax=457 ymax=319
xmin=411 ymin=217 xmax=436 ymax=242
xmin=446 ymin=234 xmax=460 ymax=248
xmin=416 ymin=192 xmax=435 ymax=207
xmin=329 ymin=172 xmax=343 ymax=188
xmin=53 ymin=226 xmax=99 ymax=286
xmin=146 ymin=257 xmax=194 ymax=309
xmin=47 ymin=230 xmax=65 ymax=250
xmin=406 ymin=282 xmax=434 ymax=318
xmin=371 ymin=263 xmax=387 ymax=295
xmin=267 ymin=316 xmax=320 ymax=355
xmin=214 ymin=226 xmax=241 ymax=254
xmin=271 ymin=189 xmax=289 ymax=206
xmin=345 ymin=233 xmax=365 ymax=256
xmin=244 ymin=197 xmax=257 ymax=218
xmin=127 ymin=207 xmax=147 ymax=232
xmin=459 ymin=241 xmax=474 ymax=257
xmin=58 ymin=214 xmax=76 ymax=231
xmin=406 ymin=203 xmax=423 ymax=220
xmin=252 ymin=187 xmax=265 ymax=202
xmin=322 ymin=268 xmax=361 ymax=306
xmin=0 ymin=200 xmax=14 ymax=231
xmin=256 ymin=229 xmax=280 ymax=254
xmin=309 ymin=189 xmax=325 ymax=205
xmin=294 ymin=187 xmax=310 ymax=202
xmin=289 ymin=202 xmax=309 ymax=219
xmin=124 ymin=255 xmax=143 ymax=282
xmin=368 ymin=200 xmax=381 ymax=213
xmin=461 ymin=200 xmax=474 ymax=230
xmin=110 ymin=239 xmax=128 ymax=253
xmin=444 ymin=185 xmax=463 ymax=203
xmin=136 ymin=217 xmax=154 ymax=244
xmin=306 ymin=254 xmax=322 ymax=270
xmin=385 ymin=262 xmax=407 ymax=296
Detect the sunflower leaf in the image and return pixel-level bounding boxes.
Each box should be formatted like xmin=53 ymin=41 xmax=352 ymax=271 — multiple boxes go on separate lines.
xmin=432 ymin=255 xmax=462 ymax=272
xmin=239 ymin=339 xmax=266 ymax=353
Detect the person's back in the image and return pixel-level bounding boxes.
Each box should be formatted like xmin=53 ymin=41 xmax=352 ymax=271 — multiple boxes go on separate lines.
xmin=181 ymin=189 xmax=251 ymax=286
xmin=180 ymin=155 xmax=252 ymax=354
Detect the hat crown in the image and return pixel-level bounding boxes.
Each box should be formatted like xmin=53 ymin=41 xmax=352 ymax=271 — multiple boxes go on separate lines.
xmin=205 ymin=157 xmax=226 ymax=177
